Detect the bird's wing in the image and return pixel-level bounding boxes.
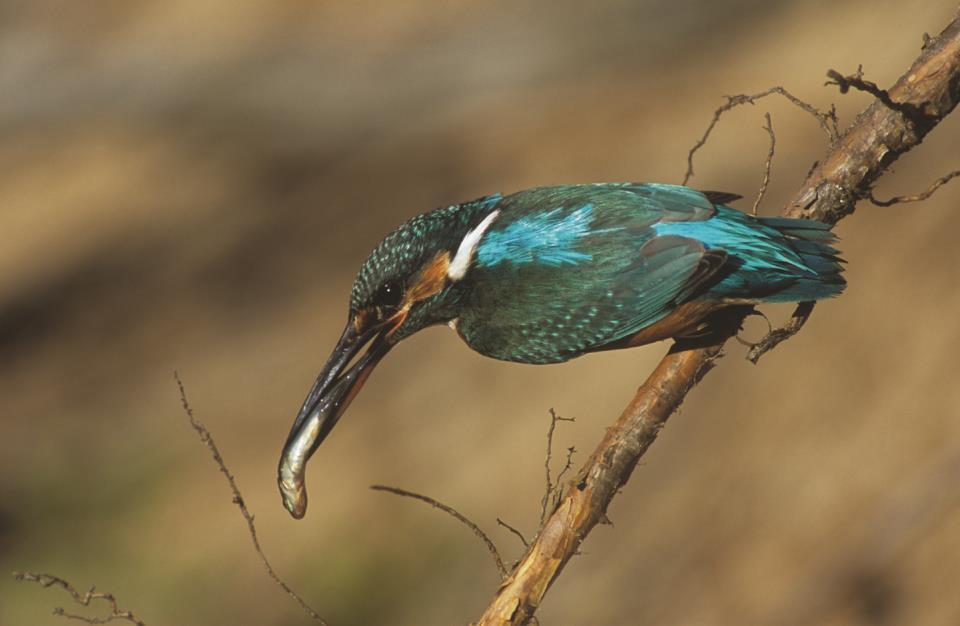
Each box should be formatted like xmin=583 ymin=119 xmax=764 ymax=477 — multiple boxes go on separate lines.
xmin=457 ymin=184 xmax=733 ymax=364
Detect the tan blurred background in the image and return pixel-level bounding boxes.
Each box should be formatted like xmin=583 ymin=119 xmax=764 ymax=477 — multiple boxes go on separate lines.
xmin=2 ymin=1 xmax=960 ymax=625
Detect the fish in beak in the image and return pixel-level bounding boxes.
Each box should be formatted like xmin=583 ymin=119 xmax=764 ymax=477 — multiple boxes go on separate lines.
xmin=277 ymin=314 xmax=397 ymax=519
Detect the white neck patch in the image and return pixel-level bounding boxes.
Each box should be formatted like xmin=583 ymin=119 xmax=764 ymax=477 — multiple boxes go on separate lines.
xmin=447 ymin=209 xmax=500 ymax=281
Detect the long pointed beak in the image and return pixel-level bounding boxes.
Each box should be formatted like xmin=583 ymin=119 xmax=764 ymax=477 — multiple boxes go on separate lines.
xmin=278 ymin=319 xmax=393 ymax=519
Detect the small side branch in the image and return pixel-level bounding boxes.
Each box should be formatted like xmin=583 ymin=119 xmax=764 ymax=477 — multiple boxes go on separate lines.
xmin=540 ymin=409 xmax=575 ymax=524
xmin=12 ymin=572 xmax=146 ymax=626
xmin=826 ymin=65 xmax=925 ymax=122
xmin=869 ymin=169 xmax=960 ymax=206
xmin=370 ymin=485 xmax=508 ymax=579
xmin=497 ymin=518 xmax=530 ymax=550
xmin=683 ymin=86 xmax=838 ymax=185
xmin=746 ymin=301 xmax=815 ymax=364
xmin=174 ymin=373 xmax=328 ymax=625
xmin=752 ymin=112 xmax=777 ymax=216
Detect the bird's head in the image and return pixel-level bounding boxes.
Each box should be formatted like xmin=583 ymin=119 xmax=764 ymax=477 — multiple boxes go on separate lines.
xmin=278 ymin=196 xmax=499 ymax=518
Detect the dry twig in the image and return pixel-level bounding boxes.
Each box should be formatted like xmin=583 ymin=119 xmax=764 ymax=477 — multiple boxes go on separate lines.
xmin=553 ymin=447 xmax=577 ymax=496
xmin=12 ymin=571 xmax=146 ymax=626
xmin=540 ymin=409 xmax=575 ymax=524
xmin=682 ymin=86 xmax=838 ymax=185
xmin=497 ymin=518 xmax=531 ymax=550
xmin=174 ymin=373 xmax=328 ymax=625
xmin=476 ymin=13 xmax=960 ymax=626
xmin=752 ymin=112 xmax=777 ymax=216
xmin=869 ymin=169 xmax=960 ymax=206
xmin=825 ymin=65 xmax=921 ymax=120
xmin=370 ymin=485 xmax=508 ymax=578
xmin=746 ymin=301 xmax=815 ymax=364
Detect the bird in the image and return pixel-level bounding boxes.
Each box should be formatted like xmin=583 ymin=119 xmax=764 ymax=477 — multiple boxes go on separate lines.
xmin=278 ymin=182 xmax=845 ymax=518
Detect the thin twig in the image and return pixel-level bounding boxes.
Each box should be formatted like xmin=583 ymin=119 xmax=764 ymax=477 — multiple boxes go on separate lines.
xmin=540 ymin=409 xmax=575 ymax=525
xmin=825 ymin=65 xmax=923 ymax=121
xmin=497 ymin=518 xmax=530 ymax=550
xmin=752 ymin=113 xmax=777 ymax=216
xmin=12 ymin=572 xmax=146 ymax=626
xmin=746 ymin=301 xmax=815 ymax=364
xmin=826 ymin=65 xmax=889 ymax=101
xmin=553 ymin=447 xmax=577 ymax=495
xmin=683 ymin=86 xmax=838 ymax=185
xmin=174 ymin=373 xmax=328 ymax=625
xmin=869 ymin=169 xmax=960 ymax=206
xmin=370 ymin=485 xmax=508 ymax=578
xmin=734 ymin=310 xmax=774 ymax=350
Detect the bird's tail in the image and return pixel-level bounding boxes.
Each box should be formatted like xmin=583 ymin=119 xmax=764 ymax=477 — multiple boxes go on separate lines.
xmin=755 ymin=216 xmax=846 ymax=302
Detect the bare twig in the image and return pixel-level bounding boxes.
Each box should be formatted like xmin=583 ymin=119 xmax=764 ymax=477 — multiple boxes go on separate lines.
xmin=734 ymin=310 xmax=774 ymax=349
xmin=682 ymin=86 xmax=838 ymax=185
xmin=746 ymin=301 xmax=815 ymax=364
xmin=476 ymin=13 xmax=960 ymax=625
xmin=370 ymin=485 xmax=508 ymax=578
xmin=497 ymin=518 xmax=531 ymax=550
xmin=869 ymin=169 xmax=960 ymax=206
xmin=825 ymin=65 xmax=922 ymax=120
xmin=553 ymin=447 xmax=577 ymax=495
xmin=174 ymin=373 xmax=328 ymax=625
xmin=540 ymin=409 xmax=575 ymax=524
xmin=12 ymin=572 xmax=146 ymax=626
xmin=752 ymin=113 xmax=777 ymax=216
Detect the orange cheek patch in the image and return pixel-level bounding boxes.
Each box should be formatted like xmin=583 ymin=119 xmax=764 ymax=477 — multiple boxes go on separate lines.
xmin=377 ymin=251 xmax=451 ymax=338
xmin=406 ymin=251 xmax=451 ymax=304
xmin=353 ymin=308 xmax=375 ymax=333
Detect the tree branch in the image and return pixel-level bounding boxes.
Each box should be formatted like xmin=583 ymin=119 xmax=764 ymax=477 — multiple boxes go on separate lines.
xmin=475 ymin=12 xmax=960 ymax=626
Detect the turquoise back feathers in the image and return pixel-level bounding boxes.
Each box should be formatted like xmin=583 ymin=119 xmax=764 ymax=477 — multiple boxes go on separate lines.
xmin=281 ymin=182 xmax=845 ymax=517
xmin=351 ymin=183 xmax=845 ymax=364
xmin=478 ymin=204 xmax=608 ymax=267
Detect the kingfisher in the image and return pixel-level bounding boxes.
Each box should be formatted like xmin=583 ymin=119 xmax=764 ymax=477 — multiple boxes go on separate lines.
xmin=278 ymin=183 xmax=844 ymax=518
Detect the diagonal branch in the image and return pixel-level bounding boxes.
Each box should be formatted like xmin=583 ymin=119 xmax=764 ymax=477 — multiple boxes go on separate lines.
xmin=475 ymin=11 xmax=960 ymax=626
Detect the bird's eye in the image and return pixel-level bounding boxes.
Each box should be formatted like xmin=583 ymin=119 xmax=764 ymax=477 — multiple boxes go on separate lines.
xmin=373 ymin=280 xmax=404 ymax=310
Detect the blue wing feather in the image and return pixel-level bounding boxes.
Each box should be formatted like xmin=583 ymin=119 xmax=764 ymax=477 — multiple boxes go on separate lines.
xmin=457 ymin=183 xmax=844 ymax=363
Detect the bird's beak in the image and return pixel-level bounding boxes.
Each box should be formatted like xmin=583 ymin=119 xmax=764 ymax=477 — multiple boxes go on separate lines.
xmin=278 ymin=314 xmax=396 ymax=519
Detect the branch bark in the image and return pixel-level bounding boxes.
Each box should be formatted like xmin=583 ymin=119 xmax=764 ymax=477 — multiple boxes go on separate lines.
xmin=475 ymin=12 xmax=960 ymax=626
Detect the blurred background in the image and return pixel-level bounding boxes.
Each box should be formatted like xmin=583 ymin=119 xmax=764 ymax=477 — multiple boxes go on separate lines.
xmin=2 ymin=1 xmax=959 ymax=625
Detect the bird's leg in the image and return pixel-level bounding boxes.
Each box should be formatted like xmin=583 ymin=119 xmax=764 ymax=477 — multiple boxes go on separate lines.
xmin=670 ymin=305 xmax=754 ymax=352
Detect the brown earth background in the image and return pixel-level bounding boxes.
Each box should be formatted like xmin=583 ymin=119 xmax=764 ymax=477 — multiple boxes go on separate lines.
xmin=2 ymin=2 xmax=960 ymax=625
